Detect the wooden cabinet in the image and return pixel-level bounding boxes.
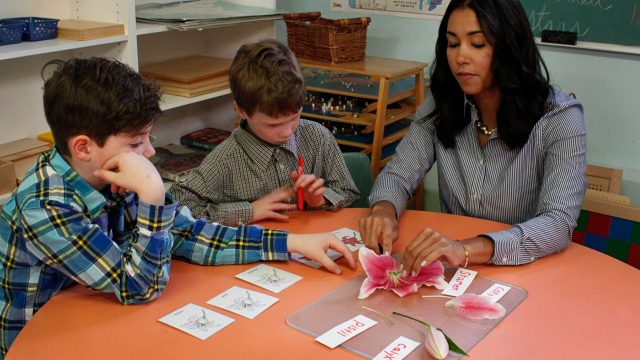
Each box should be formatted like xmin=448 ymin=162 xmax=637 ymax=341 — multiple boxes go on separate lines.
xmin=0 ymin=0 xmax=275 ymax=148
xmin=299 ymin=56 xmax=427 ymax=176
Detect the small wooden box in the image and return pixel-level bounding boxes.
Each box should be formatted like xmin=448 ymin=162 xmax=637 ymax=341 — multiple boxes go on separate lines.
xmin=0 ymin=160 xmax=16 ymax=195
xmin=57 ymin=19 xmax=124 ymax=41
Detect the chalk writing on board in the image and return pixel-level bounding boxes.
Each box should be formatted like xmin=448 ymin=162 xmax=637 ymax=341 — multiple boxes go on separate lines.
xmin=528 ymin=4 xmax=587 ymax=37
xmin=632 ymin=3 xmax=640 ymax=26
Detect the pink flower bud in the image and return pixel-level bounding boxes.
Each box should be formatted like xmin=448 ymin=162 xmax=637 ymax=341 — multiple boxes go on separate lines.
xmin=424 ymin=325 xmax=449 ymax=360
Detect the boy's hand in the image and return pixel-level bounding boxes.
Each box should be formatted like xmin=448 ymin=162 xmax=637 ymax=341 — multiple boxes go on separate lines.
xmin=93 ymin=152 xmax=165 ymax=206
xmin=290 ymin=171 xmax=326 ymax=208
xmin=251 ymin=187 xmax=297 ymax=222
xmin=287 ymin=233 xmax=356 ymax=275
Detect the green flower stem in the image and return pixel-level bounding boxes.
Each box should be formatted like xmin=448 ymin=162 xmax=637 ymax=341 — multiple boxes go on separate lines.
xmin=392 ymin=312 xmax=469 ymax=356
xmin=392 ymin=311 xmax=433 ymax=328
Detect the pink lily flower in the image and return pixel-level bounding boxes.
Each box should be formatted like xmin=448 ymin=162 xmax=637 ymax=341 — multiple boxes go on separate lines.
xmin=445 ymin=293 xmax=506 ymax=320
xmin=358 ymin=247 xmax=446 ymax=299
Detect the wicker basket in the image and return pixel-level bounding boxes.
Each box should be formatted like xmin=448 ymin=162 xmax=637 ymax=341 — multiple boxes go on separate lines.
xmin=284 ymin=12 xmax=370 ymax=63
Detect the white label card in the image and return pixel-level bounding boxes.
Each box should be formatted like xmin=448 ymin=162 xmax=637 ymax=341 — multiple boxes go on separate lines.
xmin=315 ymin=314 xmax=377 ymax=349
xmin=290 ymin=228 xmax=364 ymax=269
xmin=480 ymin=283 xmax=512 ymax=303
xmin=441 ymin=268 xmax=478 ymax=297
xmin=207 ymin=286 xmax=279 ymax=319
xmin=234 ymin=264 xmax=302 ymax=293
xmin=372 ymin=336 xmax=421 ymax=360
xmin=158 ymin=303 xmax=234 ymax=340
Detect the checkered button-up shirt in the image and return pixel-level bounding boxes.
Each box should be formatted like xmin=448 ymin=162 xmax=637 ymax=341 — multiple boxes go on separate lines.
xmin=170 ymin=119 xmax=360 ymax=226
xmin=0 ymin=149 xmax=289 ymax=356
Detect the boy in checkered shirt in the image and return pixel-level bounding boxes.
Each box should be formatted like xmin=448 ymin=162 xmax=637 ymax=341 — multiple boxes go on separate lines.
xmin=170 ymin=39 xmax=360 ymax=226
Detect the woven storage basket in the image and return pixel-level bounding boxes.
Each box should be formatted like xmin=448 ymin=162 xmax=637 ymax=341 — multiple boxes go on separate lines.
xmin=283 ymin=12 xmax=370 ymax=63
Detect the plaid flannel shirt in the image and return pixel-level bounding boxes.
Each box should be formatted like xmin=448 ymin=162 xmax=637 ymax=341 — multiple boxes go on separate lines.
xmin=0 ymin=149 xmax=289 ymax=357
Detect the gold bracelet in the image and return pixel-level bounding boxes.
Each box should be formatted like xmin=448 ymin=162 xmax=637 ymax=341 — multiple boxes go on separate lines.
xmin=462 ymin=244 xmax=469 ymax=268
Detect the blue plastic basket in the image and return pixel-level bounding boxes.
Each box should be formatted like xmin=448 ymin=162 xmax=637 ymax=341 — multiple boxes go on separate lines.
xmin=0 ymin=20 xmax=24 ymax=46
xmin=10 ymin=17 xmax=59 ymax=41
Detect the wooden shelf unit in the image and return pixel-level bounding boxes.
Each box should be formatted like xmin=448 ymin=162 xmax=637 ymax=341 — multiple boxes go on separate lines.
xmin=0 ymin=0 xmax=276 ymax=148
xmin=299 ymin=56 xmax=427 ymax=176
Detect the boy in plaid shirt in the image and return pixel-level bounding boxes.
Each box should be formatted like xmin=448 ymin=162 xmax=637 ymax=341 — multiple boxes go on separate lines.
xmin=0 ymin=57 xmax=355 ymax=357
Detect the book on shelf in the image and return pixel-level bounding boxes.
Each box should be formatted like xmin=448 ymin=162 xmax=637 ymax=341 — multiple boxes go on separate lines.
xmin=150 ymin=143 xmax=209 ymax=182
xmin=180 ymin=128 xmax=232 ymax=151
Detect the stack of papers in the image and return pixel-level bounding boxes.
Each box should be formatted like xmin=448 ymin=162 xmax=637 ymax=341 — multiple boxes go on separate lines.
xmin=135 ymin=0 xmax=284 ymax=31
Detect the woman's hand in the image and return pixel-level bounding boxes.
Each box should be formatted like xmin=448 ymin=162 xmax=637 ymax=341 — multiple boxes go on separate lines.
xmin=402 ymin=228 xmax=466 ymax=275
xmin=359 ymin=201 xmax=399 ymax=255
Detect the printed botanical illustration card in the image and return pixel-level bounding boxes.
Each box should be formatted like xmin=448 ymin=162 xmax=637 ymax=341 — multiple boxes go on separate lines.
xmin=235 ymin=264 xmax=302 ymax=293
xmin=207 ymin=286 xmax=279 ymax=319
xmin=158 ymin=303 xmax=234 ymax=340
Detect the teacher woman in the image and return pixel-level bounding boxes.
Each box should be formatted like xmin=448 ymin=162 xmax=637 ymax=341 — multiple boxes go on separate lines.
xmin=359 ymin=0 xmax=587 ymax=273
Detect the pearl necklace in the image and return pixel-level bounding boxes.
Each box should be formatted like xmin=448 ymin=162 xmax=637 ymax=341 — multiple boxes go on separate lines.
xmin=475 ymin=119 xmax=497 ymax=136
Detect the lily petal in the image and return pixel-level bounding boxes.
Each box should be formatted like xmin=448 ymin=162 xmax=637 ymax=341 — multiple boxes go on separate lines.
xmin=445 ymin=293 xmax=506 ymax=320
xmin=424 ymin=326 xmax=449 ymax=360
xmin=358 ymin=278 xmax=379 ymax=299
xmin=358 ymin=246 xmax=397 ymax=282
xmin=391 ymin=282 xmax=419 ymax=298
xmin=407 ymin=260 xmax=447 ymax=290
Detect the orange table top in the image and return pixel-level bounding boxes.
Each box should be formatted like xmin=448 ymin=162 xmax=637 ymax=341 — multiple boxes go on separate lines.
xmin=7 ymin=208 xmax=640 ymax=359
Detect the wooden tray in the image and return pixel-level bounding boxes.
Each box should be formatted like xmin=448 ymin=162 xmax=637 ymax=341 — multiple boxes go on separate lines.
xmin=140 ymin=56 xmax=232 ymax=83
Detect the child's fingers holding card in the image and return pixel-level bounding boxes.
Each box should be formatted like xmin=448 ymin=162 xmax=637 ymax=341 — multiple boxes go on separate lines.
xmin=325 ymin=237 xmax=356 ymax=271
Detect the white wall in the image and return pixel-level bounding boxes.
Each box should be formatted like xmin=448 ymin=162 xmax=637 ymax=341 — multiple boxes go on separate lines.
xmin=276 ymin=0 xmax=640 ymax=207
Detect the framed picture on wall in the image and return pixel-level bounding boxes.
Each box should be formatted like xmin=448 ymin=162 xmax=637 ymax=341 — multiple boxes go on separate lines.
xmin=330 ymin=0 xmax=450 ymax=19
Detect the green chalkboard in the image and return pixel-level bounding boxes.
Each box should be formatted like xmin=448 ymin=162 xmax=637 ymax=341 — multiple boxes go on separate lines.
xmin=520 ymin=0 xmax=640 ymax=46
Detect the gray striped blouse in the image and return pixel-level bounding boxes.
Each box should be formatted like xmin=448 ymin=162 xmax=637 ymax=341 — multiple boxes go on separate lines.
xmin=370 ymin=88 xmax=587 ymax=265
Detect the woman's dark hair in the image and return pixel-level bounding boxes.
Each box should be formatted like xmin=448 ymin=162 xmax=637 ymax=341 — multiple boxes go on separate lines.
xmin=42 ymin=57 xmax=162 ymax=156
xmin=427 ymin=0 xmax=550 ymax=149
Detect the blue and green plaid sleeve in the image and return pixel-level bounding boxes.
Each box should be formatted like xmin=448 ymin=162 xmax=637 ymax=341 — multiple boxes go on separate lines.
xmin=21 ymin=199 xmax=176 ymax=304
xmin=169 ymin=204 xmax=289 ymax=265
